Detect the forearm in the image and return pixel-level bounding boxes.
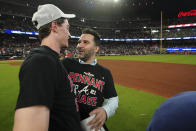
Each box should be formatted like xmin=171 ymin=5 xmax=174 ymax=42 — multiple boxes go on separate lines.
xmin=102 ymin=96 xmax=119 ymax=119
xmin=13 ymin=106 xmax=50 ymax=131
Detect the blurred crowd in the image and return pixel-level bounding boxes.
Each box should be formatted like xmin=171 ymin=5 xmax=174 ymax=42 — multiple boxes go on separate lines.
xmin=0 ymin=37 xmax=39 ymax=59
xmin=1 ymin=33 xmax=196 ymax=60
xmin=0 ymin=9 xmax=196 ymax=60
xmin=1 ymin=12 xmax=196 ymax=39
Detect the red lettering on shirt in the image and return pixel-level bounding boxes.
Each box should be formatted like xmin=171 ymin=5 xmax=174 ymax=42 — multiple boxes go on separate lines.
xmin=96 ymin=80 xmax=102 ymax=91
xmin=90 ymin=78 xmax=95 ymax=87
xmin=101 ymin=81 xmax=105 ymax=92
xmin=73 ymin=73 xmax=79 ymax=82
xmin=68 ymin=75 xmax=74 ymax=92
xmin=84 ymin=76 xmax=90 ymax=85
xmin=69 ymin=72 xmax=75 ymax=79
xmin=91 ymin=97 xmax=97 ymax=106
xmin=80 ymin=95 xmax=86 ymax=104
xmin=78 ymin=74 xmax=85 ymax=83
xmin=86 ymin=97 xmax=92 ymax=105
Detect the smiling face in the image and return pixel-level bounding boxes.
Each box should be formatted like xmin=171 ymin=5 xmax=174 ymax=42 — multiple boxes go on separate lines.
xmin=76 ymin=34 xmax=99 ymax=63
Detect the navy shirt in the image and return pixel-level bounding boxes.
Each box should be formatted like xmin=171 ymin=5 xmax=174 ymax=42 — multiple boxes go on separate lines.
xmin=147 ymin=91 xmax=196 ymax=131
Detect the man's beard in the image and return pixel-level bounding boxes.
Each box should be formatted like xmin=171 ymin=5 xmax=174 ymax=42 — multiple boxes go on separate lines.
xmin=78 ymin=49 xmax=94 ymax=62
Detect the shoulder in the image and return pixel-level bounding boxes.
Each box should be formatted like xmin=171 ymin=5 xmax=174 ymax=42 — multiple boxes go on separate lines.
xmin=28 ymin=53 xmax=54 ymax=65
xmin=21 ymin=52 xmax=56 ymax=71
xmin=61 ymin=57 xmax=78 ymax=65
xmin=96 ymin=64 xmax=111 ymax=74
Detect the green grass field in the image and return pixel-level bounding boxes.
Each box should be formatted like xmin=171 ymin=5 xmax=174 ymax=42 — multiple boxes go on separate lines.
xmin=0 ymin=64 xmax=20 ymax=131
xmin=106 ymin=85 xmax=166 ymax=131
xmin=0 ymin=55 xmax=195 ymax=131
xmin=97 ymin=55 xmax=196 ymax=65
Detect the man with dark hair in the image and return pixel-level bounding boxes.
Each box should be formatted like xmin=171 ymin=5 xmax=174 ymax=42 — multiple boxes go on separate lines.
xmin=62 ymin=28 xmax=119 ymax=131
xmin=13 ymin=4 xmax=82 ymax=131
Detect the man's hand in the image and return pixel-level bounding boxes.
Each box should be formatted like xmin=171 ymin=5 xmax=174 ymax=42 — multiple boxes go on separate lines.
xmin=88 ymin=107 xmax=106 ymax=131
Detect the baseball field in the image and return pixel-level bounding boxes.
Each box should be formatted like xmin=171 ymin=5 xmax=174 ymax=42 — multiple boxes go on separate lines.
xmin=0 ymin=55 xmax=196 ymax=131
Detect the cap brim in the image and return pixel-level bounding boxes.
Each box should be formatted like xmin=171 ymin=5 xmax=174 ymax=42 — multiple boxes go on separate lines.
xmin=62 ymin=14 xmax=76 ymax=18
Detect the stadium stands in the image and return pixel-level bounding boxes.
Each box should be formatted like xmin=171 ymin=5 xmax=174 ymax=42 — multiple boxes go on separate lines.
xmin=0 ymin=0 xmax=196 ymax=60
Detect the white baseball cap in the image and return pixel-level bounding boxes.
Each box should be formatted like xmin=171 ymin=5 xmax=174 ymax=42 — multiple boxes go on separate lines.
xmin=32 ymin=4 xmax=76 ymax=29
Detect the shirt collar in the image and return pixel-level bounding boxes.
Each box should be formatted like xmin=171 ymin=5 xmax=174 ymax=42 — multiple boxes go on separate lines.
xmin=79 ymin=59 xmax=97 ymax=66
xmin=40 ymin=45 xmax=59 ymax=58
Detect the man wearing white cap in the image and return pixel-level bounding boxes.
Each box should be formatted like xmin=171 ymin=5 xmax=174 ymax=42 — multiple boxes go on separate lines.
xmin=13 ymin=4 xmax=83 ymax=131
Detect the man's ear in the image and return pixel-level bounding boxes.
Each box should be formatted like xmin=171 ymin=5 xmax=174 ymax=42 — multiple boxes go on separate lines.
xmin=51 ymin=21 xmax=58 ymax=32
xmin=95 ymin=46 xmax=99 ymax=53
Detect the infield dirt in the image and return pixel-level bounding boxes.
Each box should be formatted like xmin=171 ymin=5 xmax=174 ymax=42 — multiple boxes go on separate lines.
xmin=98 ymin=59 xmax=196 ymax=97
xmin=2 ymin=60 xmax=196 ymax=98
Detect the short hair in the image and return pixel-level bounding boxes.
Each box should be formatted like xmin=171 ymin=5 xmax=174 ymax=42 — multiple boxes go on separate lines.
xmin=38 ymin=17 xmax=65 ymax=41
xmin=82 ymin=28 xmax=101 ymax=46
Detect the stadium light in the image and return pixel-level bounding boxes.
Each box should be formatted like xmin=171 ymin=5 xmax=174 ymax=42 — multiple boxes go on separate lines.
xmin=114 ymin=0 xmax=119 ymax=3
xmin=80 ymin=18 xmax=85 ymax=22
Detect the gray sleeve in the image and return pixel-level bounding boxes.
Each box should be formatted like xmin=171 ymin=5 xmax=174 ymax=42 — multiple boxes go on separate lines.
xmin=101 ymin=96 xmax=119 ymax=119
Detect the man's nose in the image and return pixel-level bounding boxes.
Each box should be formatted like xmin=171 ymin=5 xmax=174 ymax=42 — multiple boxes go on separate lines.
xmin=68 ymin=31 xmax=71 ymax=39
xmin=77 ymin=43 xmax=81 ymax=48
xmin=77 ymin=42 xmax=84 ymax=48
